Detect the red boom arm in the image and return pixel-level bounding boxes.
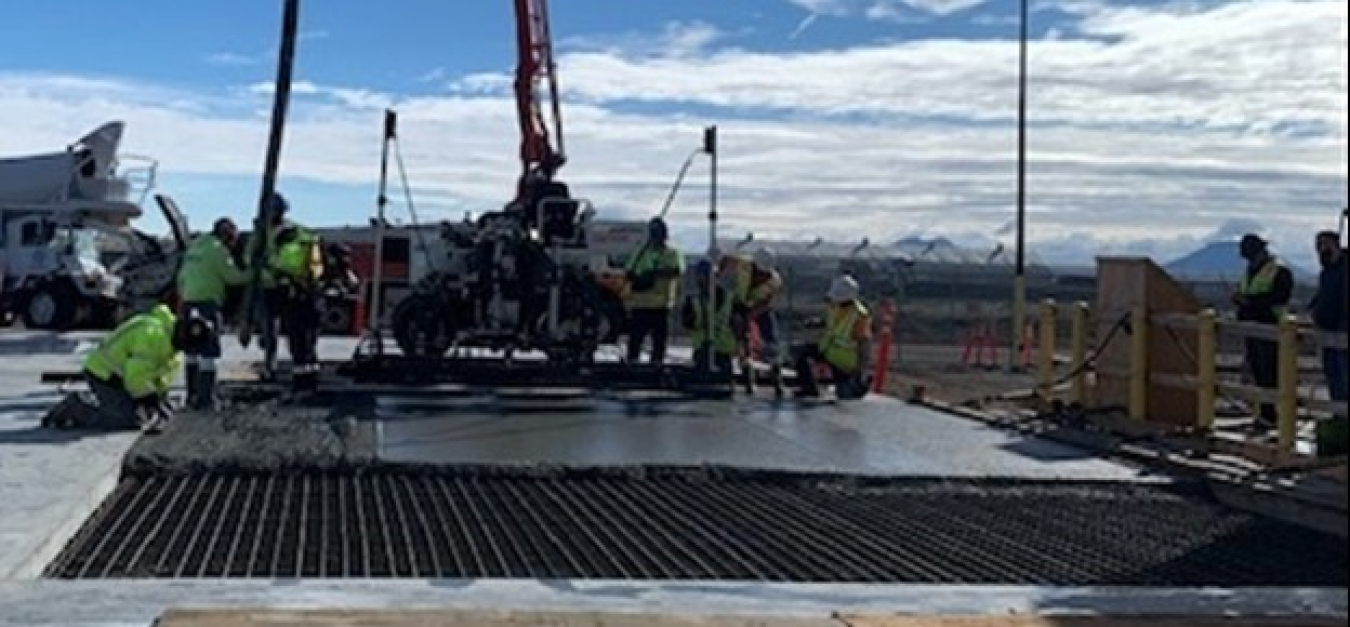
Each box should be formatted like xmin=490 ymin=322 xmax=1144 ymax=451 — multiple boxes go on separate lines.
xmin=514 ymin=0 xmax=566 ymax=187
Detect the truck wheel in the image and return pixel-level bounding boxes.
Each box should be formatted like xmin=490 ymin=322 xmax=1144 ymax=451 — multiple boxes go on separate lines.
xmin=320 ymin=298 xmax=353 ymax=336
xmin=23 ymin=285 xmax=77 ymax=331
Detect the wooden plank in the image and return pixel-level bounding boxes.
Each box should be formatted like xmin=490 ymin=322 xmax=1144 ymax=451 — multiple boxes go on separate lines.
xmin=840 ymin=616 xmax=1343 ymax=627
xmin=156 ymin=609 xmax=837 ymax=627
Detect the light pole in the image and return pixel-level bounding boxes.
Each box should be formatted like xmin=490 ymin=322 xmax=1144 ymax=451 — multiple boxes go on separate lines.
xmin=1010 ymin=0 xmax=1029 ymax=372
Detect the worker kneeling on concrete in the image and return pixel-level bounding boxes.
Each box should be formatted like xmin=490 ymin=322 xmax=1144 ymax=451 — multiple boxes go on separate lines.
xmin=791 ymin=275 xmax=872 ymax=400
xmin=42 ymin=303 xmax=184 ymax=431
xmin=681 ymin=259 xmax=737 ymax=376
xmin=177 ymin=217 xmax=248 ymax=410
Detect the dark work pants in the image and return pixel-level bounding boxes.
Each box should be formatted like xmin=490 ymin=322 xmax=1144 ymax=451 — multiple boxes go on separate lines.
xmin=182 ymin=301 xmax=222 ymax=409
xmin=85 ymin=372 xmax=139 ymax=430
xmin=1245 ymin=336 xmax=1278 ymax=423
xmin=627 ymin=308 xmax=670 ymax=364
xmin=282 ymin=288 xmax=321 ymax=371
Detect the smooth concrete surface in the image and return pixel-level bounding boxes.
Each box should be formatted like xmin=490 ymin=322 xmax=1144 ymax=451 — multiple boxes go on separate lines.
xmin=378 ymin=394 xmax=1152 ymax=479
xmin=0 ymin=581 xmax=1345 ymax=626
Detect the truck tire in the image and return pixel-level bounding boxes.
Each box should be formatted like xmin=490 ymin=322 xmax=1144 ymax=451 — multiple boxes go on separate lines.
xmin=22 ymin=284 xmax=78 ymax=331
xmin=320 ymin=297 xmax=353 ymax=336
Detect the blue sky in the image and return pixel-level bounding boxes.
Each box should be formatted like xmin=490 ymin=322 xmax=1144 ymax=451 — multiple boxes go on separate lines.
xmin=1 ymin=0 xmax=1346 ymax=269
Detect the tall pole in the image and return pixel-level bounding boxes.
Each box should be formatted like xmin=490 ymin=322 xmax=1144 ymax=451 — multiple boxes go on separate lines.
xmin=1010 ymin=0 xmax=1029 ymax=371
xmin=705 ymin=125 xmax=719 ymax=372
xmin=369 ymin=109 xmax=396 ymax=354
xmin=238 ymin=0 xmax=300 ymax=351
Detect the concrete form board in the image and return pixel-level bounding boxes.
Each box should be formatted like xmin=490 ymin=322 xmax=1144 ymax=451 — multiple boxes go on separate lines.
xmin=0 ymin=581 xmax=1345 ymax=627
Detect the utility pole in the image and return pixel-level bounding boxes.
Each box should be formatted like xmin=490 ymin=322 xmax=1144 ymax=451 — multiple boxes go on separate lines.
xmin=1010 ymin=0 xmax=1029 ymax=372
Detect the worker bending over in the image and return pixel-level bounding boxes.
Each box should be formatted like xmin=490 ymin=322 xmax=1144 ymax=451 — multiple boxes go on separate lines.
xmin=624 ymin=217 xmax=685 ymax=365
xmin=264 ymin=192 xmax=327 ymax=390
xmin=792 ymin=275 xmax=872 ymax=400
xmin=681 ymin=259 xmax=737 ymax=376
xmin=177 ymin=217 xmax=247 ymax=409
xmin=718 ymin=247 xmax=785 ymax=395
xmin=43 ymin=301 xmax=183 ymax=431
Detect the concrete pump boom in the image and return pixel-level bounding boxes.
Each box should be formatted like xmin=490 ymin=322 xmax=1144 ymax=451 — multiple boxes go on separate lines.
xmin=513 ymin=0 xmax=567 ymax=196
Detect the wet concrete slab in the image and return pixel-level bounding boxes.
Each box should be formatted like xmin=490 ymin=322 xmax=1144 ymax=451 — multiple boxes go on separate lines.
xmin=378 ymin=394 xmax=1152 ymax=479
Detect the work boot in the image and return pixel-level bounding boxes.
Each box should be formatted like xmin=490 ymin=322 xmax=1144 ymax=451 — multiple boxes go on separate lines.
xmin=185 ymin=363 xmax=200 ymax=409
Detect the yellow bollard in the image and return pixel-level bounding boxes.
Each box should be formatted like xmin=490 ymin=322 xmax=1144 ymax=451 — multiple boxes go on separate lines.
xmin=1196 ymin=308 xmax=1217 ymax=432
xmin=1070 ymin=302 xmax=1089 ymax=406
xmin=1037 ymin=299 xmax=1058 ymax=402
xmin=1129 ymin=306 xmax=1149 ymax=422
xmin=1276 ymin=314 xmax=1300 ymax=451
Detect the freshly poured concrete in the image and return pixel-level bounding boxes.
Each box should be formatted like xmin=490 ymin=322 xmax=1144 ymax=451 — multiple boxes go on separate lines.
xmin=378 ymin=394 xmax=1150 ymax=478
xmin=5 ymin=332 xmax=1337 ymax=626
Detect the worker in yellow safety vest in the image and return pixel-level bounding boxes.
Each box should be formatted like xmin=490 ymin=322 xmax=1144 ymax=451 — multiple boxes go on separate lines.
xmin=716 ymin=246 xmax=786 ymax=395
xmin=1230 ymin=233 xmax=1294 ymax=429
xmin=263 ymin=192 xmax=327 ymax=390
xmin=176 ymin=217 xmax=248 ymax=410
xmin=623 ymin=217 xmax=685 ymax=365
xmin=792 ymin=275 xmax=873 ymax=400
xmin=42 ymin=301 xmax=184 ymax=431
xmin=681 ymin=259 xmax=737 ymax=376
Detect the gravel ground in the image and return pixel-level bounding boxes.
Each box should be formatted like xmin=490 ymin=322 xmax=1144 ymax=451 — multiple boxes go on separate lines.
xmin=123 ymin=389 xmax=377 ymax=475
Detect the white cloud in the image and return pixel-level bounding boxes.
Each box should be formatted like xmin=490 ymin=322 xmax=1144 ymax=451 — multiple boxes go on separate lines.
xmin=1 ymin=0 xmax=1345 ymax=271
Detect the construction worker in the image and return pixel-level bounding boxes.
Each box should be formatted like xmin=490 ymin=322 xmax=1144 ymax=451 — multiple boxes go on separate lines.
xmin=681 ymin=259 xmax=737 ymax=375
xmin=717 ymin=246 xmax=786 ymax=394
xmin=42 ymin=300 xmax=183 ymax=431
xmin=1310 ymin=230 xmax=1347 ymax=456
xmin=265 ymin=192 xmax=327 ymax=390
xmin=791 ymin=275 xmax=872 ymax=400
xmin=624 ymin=217 xmax=685 ymax=365
xmin=176 ymin=217 xmax=247 ymax=409
xmin=1230 ymin=233 xmax=1294 ymax=430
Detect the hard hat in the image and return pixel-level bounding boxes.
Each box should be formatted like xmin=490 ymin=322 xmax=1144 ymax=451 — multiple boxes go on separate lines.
xmin=1239 ymin=233 xmax=1267 ymax=258
xmin=827 ymin=275 xmax=859 ymax=303
xmin=753 ymin=246 xmax=776 ymax=269
xmin=648 ymin=217 xmax=668 ymax=241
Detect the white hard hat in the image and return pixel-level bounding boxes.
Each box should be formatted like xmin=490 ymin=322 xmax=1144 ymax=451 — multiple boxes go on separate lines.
xmin=827 ymin=275 xmax=859 ymax=303
xmin=753 ymin=246 xmax=776 ymax=269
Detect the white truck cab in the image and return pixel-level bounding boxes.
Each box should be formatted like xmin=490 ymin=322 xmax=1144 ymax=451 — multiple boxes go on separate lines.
xmin=0 ymin=122 xmax=189 ymax=330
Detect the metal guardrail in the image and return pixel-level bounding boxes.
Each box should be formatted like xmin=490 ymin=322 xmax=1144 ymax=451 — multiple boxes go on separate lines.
xmin=1032 ymin=299 xmax=1346 ymax=456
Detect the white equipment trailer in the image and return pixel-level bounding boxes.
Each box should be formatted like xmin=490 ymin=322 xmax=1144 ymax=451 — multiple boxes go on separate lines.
xmin=0 ymin=121 xmax=189 ymax=330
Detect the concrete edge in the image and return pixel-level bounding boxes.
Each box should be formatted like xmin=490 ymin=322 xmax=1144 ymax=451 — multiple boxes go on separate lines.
xmin=3 ymin=453 xmax=125 ymax=579
xmin=1 ymin=581 xmax=1345 ymax=626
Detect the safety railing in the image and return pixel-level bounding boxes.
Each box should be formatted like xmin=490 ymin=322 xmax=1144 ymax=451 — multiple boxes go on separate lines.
xmin=1034 ymin=298 xmax=1346 ymax=455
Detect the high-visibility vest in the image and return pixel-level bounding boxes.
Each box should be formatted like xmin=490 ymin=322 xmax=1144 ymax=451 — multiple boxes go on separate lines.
xmin=732 ymin=258 xmax=782 ymax=307
xmin=270 ymin=226 xmax=324 ymax=285
xmin=1239 ymin=259 xmax=1287 ymax=319
xmin=689 ymin=291 xmax=737 ymax=355
xmin=83 ymin=304 xmax=182 ymax=399
xmin=819 ymin=300 xmax=870 ymax=373
xmin=625 ymin=245 xmax=684 ymax=310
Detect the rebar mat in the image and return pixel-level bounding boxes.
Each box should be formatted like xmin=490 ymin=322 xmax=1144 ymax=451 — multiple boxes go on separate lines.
xmin=44 ymin=469 xmax=1348 ymax=585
